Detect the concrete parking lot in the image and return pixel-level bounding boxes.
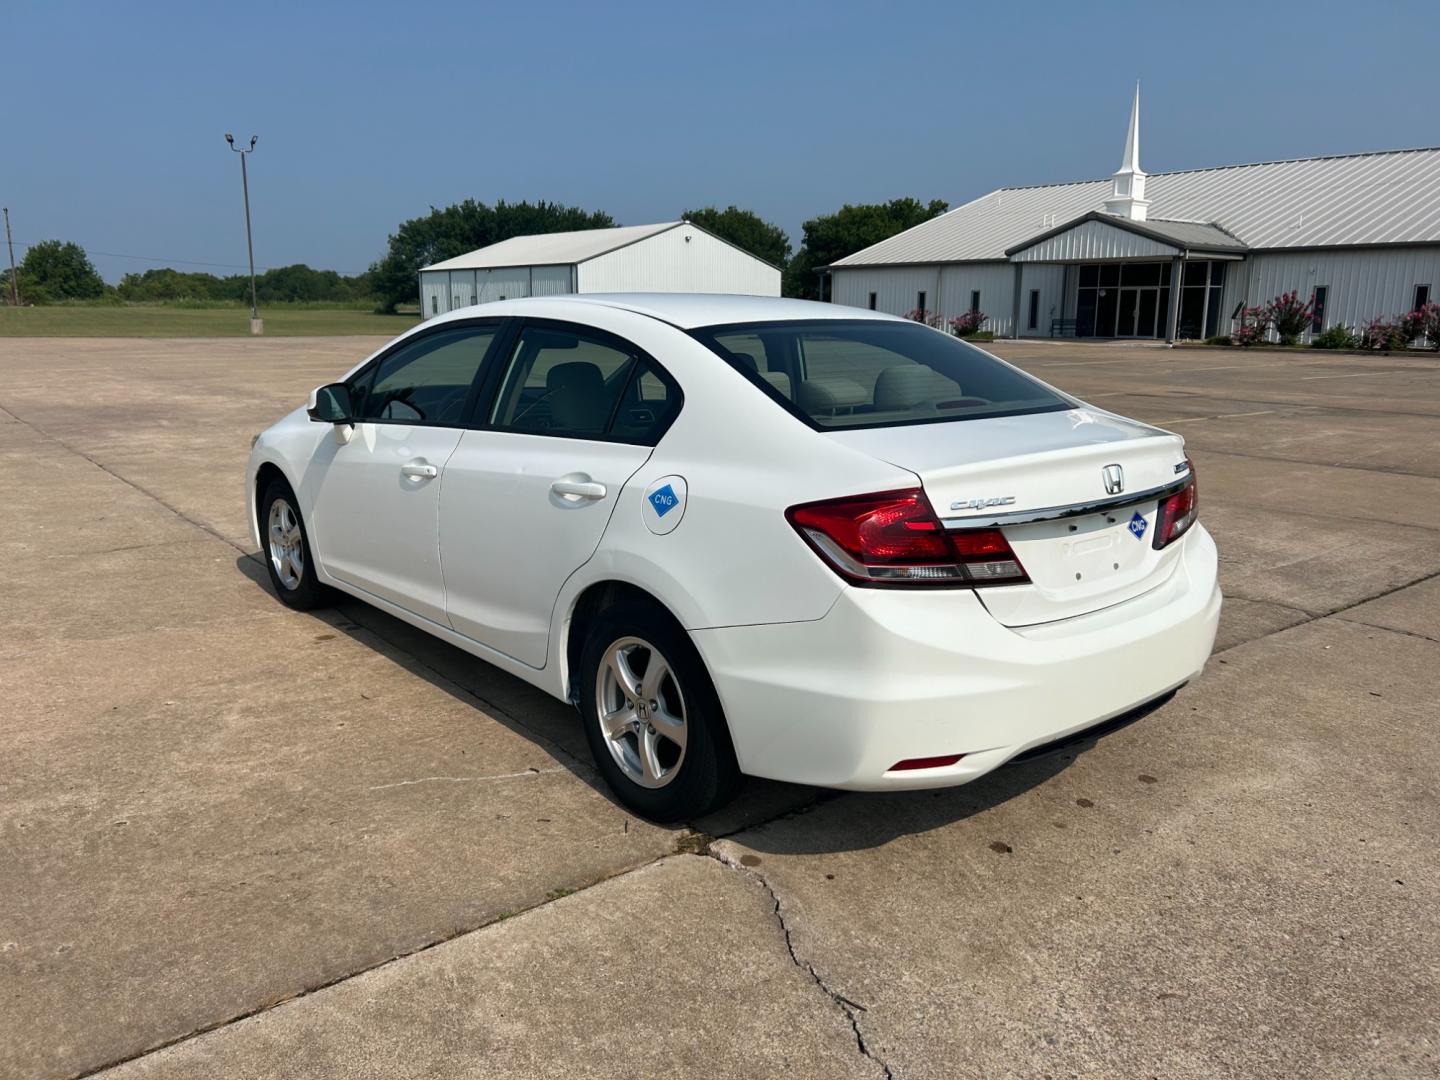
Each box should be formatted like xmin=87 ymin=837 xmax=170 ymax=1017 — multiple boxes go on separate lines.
xmin=2 ymin=335 xmax=1437 ymax=1079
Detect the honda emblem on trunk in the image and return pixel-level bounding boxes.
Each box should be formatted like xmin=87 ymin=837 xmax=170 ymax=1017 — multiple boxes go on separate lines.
xmin=1102 ymin=464 xmax=1125 ymax=495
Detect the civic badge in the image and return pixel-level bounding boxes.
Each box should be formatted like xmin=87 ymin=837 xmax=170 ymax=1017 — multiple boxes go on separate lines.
xmin=1102 ymin=464 xmax=1125 ymax=495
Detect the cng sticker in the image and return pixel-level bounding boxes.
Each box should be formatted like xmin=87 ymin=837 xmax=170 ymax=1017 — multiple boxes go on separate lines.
xmin=1128 ymin=511 xmax=1149 ymax=540
xmin=643 ymin=475 xmax=687 ymax=535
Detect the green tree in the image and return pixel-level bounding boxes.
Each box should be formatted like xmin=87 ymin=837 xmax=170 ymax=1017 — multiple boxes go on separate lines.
xmin=784 ymin=198 xmax=949 ymax=299
xmin=679 ymin=206 xmax=791 ymax=268
xmin=15 ymin=240 xmax=107 ymax=303
xmin=369 ymin=199 xmax=616 ymax=312
xmin=113 ymin=264 xmax=376 ymax=305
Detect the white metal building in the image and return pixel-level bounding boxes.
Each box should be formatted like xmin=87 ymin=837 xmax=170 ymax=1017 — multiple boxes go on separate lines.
xmin=827 ymin=87 xmax=1440 ymax=342
xmin=418 ymin=220 xmax=780 ymax=319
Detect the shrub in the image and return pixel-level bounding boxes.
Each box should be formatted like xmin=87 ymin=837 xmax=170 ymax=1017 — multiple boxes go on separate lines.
xmin=902 ymin=308 xmax=945 ymax=329
xmin=1264 ymin=290 xmax=1316 ymax=346
xmin=949 ymin=309 xmax=987 ymax=337
xmin=1310 ymin=324 xmax=1358 ymax=350
xmin=1361 ymin=317 xmax=1408 ymax=351
xmin=1231 ymin=306 xmax=1272 ymax=347
xmin=1204 ymin=335 xmax=1232 ymax=346
xmin=1401 ymin=302 xmax=1440 ymax=350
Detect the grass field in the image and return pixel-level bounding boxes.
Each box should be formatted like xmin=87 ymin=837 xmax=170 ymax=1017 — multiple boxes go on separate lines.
xmin=0 ymin=305 xmax=421 ymax=338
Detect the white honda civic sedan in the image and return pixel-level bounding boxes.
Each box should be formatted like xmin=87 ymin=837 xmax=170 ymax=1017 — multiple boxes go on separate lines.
xmin=247 ymin=294 xmax=1220 ymax=820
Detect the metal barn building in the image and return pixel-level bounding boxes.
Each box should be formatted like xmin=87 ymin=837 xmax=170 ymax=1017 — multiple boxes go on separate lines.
xmin=418 ymin=220 xmax=781 ymax=319
xmin=827 ymin=88 xmax=1440 ymax=342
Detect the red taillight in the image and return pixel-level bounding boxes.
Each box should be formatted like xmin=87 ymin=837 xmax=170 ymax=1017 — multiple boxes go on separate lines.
xmin=1153 ymin=464 xmax=1199 ymax=550
xmin=786 ymin=489 xmax=1028 ymax=587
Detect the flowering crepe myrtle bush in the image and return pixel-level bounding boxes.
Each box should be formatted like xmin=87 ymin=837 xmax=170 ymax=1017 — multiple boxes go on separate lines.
xmin=1264 ymin=290 xmax=1315 ymax=346
xmin=1400 ymin=302 xmax=1440 ymax=350
xmin=1361 ymin=317 xmax=1408 ymax=351
xmin=1231 ymin=306 xmax=1272 ymax=347
xmin=902 ymin=308 xmax=946 ymax=329
xmin=949 ymin=309 xmax=987 ymax=337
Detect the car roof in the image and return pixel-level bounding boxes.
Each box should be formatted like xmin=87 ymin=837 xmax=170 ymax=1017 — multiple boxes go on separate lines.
xmin=441 ymin=293 xmax=906 ymax=330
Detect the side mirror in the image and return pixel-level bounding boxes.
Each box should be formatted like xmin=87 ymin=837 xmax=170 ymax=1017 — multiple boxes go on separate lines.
xmin=307 ymin=383 xmax=354 ymax=424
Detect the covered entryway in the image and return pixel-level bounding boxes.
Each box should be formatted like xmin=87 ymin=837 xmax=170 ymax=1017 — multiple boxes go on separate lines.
xmin=1005 ymin=212 xmax=1247 ymax=341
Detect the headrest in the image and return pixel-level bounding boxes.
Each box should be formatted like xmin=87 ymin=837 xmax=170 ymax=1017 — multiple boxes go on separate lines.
xmin=797 ymin=376 xmax=868 ymax=416
xmin=730 ymin=352 xmax=759 ymax=373
xmin=874 ymin=366 xmax=958 ymax=410
xmin=547 ymin=361 xmax=604 ymax=395
xmin=759 ymin=370 xmax=794 ymax=399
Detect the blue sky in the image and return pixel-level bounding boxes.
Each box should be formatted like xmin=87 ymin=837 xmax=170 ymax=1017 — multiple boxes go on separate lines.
xmin=7 ymin=0 xmax=1437 ymax=282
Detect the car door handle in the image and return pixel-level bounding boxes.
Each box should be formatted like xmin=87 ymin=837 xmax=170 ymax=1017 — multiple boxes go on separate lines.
xmin=550 ymin=479 xmax=607 ymax=500
xmin=401 ymin=462 xmax=439 ymax=479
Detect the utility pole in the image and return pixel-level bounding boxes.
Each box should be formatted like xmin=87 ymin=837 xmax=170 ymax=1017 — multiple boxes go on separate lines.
xmin=3 ymin=208 xmax=18 ymax=307
xmin=224 ymin=134 xmax=262 ymax=334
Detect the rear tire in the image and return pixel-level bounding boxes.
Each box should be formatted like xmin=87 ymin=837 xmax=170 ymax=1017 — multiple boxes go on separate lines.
xmin=259 ymin=478 xmax=330 ymax=611
xmin=578 ymin=600 xmax=740 ymax=822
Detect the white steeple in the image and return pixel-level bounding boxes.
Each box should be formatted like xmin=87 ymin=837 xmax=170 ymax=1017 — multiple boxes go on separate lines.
xmin=1103 ymin=83 xmax=1150 ymax=221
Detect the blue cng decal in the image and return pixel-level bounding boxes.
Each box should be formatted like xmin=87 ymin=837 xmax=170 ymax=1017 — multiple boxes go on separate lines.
xmin=643 ymin=475 xmax=687 ymax=535
xmin=1128 ymin=511 xmax=1149 ymax=540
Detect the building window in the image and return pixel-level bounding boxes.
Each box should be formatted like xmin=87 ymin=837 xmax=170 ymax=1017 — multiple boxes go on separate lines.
xmin=1312 ymin=286 xmax=1328 ymax=333
xmin=916 ymin=291 xmax=926 ymax=314
xmin=1027 ymin=290 xmax=1040 ymax=330
xmin=970 ymin=290 xmax=981 ymax=313
xmin=1416 ymin=284 xmax=1432 ymax=311
xmin=1168 ymin=260 xmax=1229 ymax=340
xmin=868 ymin=292 xmax=877 ymax=310
xmin=431 ymin=295 xmax=439 ymax=315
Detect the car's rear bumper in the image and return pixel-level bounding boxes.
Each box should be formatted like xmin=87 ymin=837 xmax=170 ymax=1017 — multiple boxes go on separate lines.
xmin=691 ymin=525 xmax=1220 ymax=791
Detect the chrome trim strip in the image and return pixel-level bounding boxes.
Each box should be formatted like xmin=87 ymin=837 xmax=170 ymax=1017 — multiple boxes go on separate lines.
xmin=942 ymin=478 xmax=1189 ymax=530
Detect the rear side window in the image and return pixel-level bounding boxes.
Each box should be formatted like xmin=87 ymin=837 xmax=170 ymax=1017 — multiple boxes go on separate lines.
xmin=351 ymin=324 xmax=499 ymax=425
xmin=691 ymin=319 xmax=1072 ymax=430
xmin=488 ymin=323 xmax=680 ymax=444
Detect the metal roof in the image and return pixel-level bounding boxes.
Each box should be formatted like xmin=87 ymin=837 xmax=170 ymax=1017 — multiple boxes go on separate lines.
xmin=421 ymin=222 xmax=682 ymax=272
xmin=833 ymin=147 xmax=1440 ymax=267
xmin=1006 ymin=213 xmax=1247 ymax=257
xmin=423 ymin=293 xmax=892 ymax=330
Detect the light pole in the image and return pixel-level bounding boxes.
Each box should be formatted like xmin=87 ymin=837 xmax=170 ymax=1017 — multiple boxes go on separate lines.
xmin=225 ymin=133 xmax=262 ymax=334
xmin=3 ymin=208 xmax=18 ymax=307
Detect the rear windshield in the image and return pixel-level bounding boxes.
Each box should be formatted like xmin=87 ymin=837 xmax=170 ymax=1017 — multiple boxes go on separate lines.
xmin=689 ymin=319 xmax=1073 ymax=430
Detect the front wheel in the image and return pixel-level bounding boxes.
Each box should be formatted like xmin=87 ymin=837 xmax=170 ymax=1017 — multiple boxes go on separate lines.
xmin=259 ymin=479 xmax=330 ymax=611
xmin=578 ymin=602 xmax=739 ymax=822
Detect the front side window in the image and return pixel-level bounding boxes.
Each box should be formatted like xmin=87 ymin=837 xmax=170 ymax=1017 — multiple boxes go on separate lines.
xmin=351 ymin=324 xmax=499 ymax=425
xmin=489 ymin=323 xmax=680 ymax=443
xmin=691 ymin=319 xmax=1072 ymax=430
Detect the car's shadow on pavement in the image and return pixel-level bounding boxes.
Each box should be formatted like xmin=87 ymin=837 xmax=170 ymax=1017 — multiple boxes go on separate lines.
xmin=235 ymin=553 xmax=1153 ymax=850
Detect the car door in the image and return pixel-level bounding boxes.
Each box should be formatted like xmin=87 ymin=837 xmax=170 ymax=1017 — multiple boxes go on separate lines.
xmin=308 ymin=321 xmax=503 ymax=625
xmin=439 ymin=319 xmax=682 ymax=667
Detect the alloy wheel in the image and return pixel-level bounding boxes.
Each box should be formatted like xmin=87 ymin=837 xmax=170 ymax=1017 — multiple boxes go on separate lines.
xmin=594 ymin=636 xmax=688 ymax=789
xmin=267 ymin=498 xmax=305 ymax=591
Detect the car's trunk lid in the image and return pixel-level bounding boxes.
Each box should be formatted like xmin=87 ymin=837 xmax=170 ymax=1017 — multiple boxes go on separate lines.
xmin=827 ymin=407 xmax=1191 ymax=627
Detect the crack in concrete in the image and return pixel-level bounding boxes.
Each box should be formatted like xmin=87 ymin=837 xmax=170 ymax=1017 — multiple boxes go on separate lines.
xmin=1333 ymin=618 xmax=1440 ymax=646
xmin=367 ymin=767 xmax=566 ymax=791
xmin=709 ymin=847 xmax=894 ymax=1080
